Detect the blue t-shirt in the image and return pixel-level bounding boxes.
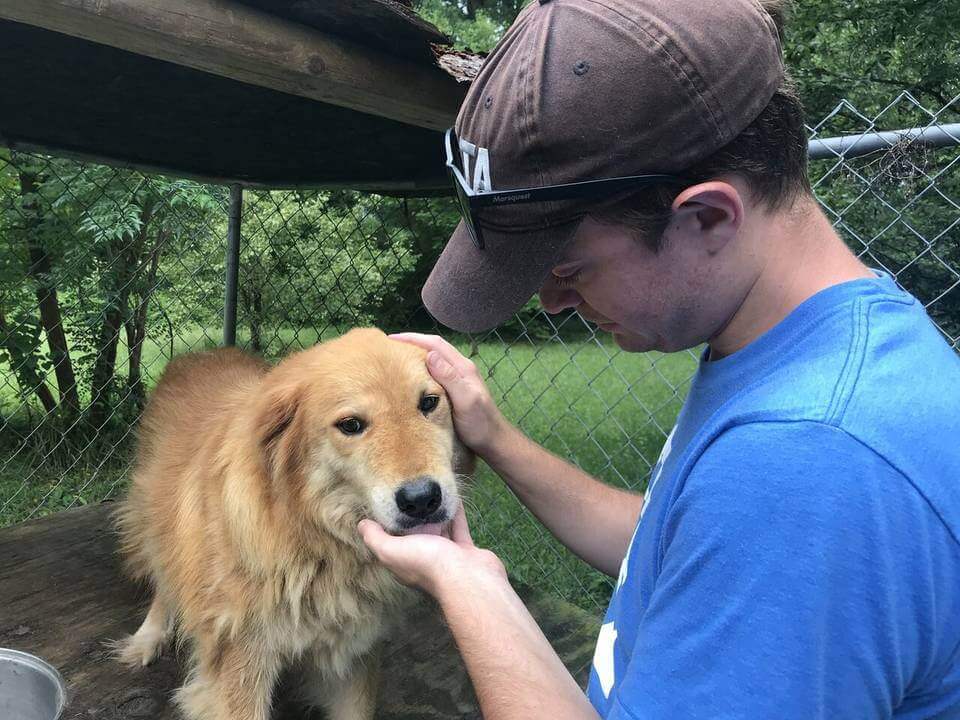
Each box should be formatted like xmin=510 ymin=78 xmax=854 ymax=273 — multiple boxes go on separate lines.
xmin=587 ymin=272 xmax=960 ymax=719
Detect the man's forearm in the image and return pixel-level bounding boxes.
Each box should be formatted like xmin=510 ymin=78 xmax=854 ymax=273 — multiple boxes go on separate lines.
xmin=437 ymin=569 xmax=600 ymax=720
xmin=480 ymin=423 xmax=642 ymax=577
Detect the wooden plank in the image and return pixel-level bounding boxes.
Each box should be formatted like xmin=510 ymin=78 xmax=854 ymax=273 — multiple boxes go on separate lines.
xmin=0 ymin=503 xmax=599 ymax=719
xmin=232 ymin=0 xmax=449 ymax=62
xmin=0 ymin=0 xmax=466 ymax=132
xmin=0 ymin=135 xmax=448 ymax=194
xmin=0 ymin=21 xmax=451 ymax=191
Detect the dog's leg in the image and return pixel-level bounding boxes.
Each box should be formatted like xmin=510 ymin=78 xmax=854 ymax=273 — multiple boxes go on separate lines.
xmin=176 ymin=640 xmax=280 ymax=720
xmin=114 ymin=593 xmax=175 ymax=667
xmin=312 ymin=651 xmax=380 ymax=720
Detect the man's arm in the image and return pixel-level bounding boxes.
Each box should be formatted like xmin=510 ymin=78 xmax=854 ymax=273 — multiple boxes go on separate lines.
xmin=359 ymin=507 xmax=600 ymax=720
xmin=390 ymin=333 xmax=641 ymax=577
xmin=481 ymin=422 xmax=642 ymax=577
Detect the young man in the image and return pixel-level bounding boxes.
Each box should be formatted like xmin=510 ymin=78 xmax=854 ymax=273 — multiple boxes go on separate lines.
xmin=359 ymin=0 xmax=960 ymax=717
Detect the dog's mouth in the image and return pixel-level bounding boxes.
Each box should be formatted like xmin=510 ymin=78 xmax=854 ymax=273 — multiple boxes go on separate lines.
xmin=393 ymin=510 xmax=450 ymax=537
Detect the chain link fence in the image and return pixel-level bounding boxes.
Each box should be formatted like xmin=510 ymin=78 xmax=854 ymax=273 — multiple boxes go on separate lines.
xmin=2 ymin=93 xmax=958 ymax=611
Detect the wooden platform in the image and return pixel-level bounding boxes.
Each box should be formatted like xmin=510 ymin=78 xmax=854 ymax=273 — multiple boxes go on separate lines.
xmin=0 ymin=503 xmax=600 ymax=719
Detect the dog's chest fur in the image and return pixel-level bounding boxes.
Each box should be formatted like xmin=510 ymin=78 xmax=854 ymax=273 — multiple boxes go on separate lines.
xmin=229 ymin=547 xmax=411 ymax=678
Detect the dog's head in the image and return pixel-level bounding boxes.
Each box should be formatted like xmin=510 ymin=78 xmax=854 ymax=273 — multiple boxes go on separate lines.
xmin=252 ymin=328 xmax=473 ymax=541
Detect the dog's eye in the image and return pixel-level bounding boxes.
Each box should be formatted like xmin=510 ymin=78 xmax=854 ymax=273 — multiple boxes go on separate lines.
xmin=419 ymin=395 xmax=440 ymax=414
xmin=336 ymin=417 xmax=365 ymax=435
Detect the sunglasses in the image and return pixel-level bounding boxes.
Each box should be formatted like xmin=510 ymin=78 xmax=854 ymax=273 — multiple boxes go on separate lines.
xmin=444 ymin=128 xmax=688 ymax=250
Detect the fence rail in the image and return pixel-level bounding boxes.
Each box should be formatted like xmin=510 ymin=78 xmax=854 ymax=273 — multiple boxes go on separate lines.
xmin=2 ymin=92 xmax=958 ymax=610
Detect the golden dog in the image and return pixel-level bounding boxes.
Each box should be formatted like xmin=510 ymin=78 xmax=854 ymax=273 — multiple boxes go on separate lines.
xmin=114 ymin=328 xmax=471 ymax=720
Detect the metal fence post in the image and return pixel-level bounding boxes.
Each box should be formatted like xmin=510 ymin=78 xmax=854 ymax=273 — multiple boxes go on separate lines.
xmin=808 ymin=122 xmax=960 ymax=160
xmin=223 ymin=184 xmax=242 ymax=346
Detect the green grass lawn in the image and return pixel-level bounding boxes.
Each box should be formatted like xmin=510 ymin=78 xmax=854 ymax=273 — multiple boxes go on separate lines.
xmin=0 ymin=328 xmax=696 ymax=611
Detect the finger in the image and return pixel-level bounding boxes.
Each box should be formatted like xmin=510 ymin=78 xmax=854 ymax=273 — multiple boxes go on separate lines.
xmin=387 ymin=332 xmax=438 ymax=347
xmin=426 ymin=350 xmax=460 ymax=386
xmin=449 ymin=503 xmax=475 ymax=546
xmin=390 ymin=333 xmax=473 ymax=375
xmin=357 ymin=519 xmax=390 ymax=558
xmin=388 ymin=333 xmax=450 ymax=356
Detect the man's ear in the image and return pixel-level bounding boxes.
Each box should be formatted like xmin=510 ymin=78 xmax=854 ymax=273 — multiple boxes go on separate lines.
xmin=257 ymin=384 xmax=306 ymax=478
xmin=669 ymin=180 xmax=744 ymax=253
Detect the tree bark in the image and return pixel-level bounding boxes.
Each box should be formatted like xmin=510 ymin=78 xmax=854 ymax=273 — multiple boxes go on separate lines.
xmin=16 ymin=158 xmax=80 ymax=417
xmin=126 ymin=228 xmax=167 ymax=410
xmin=88 ymin=198 xmax=155 ymax=428
xmin=241 ymin=281 xmax=263 ymax=353
xmin=88 ymin=303 xmax=123 ymax=430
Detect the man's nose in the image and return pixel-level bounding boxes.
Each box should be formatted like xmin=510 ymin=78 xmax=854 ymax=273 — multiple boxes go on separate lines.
xmin=538 ymin=281 xmax=582 ymax=314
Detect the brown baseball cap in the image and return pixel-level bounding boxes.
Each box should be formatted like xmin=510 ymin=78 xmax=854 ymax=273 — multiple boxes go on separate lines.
xmin=422 ymin=0 xmax=785 ymax=333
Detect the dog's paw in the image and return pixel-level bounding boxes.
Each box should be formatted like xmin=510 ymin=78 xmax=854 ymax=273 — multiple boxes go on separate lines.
xmin=107 ymin=631 xmax=164 ymax=667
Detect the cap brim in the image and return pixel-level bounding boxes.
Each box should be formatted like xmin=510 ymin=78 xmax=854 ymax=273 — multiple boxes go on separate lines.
xmin=422 ymin=218 xmax=581 ymax=333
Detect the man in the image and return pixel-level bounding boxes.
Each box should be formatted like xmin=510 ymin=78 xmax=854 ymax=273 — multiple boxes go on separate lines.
xmin=359 ymin=0 xmax=960 ymax=717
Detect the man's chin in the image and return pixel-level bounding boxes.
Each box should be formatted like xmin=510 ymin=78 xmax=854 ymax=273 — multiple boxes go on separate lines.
xmin=610 ymin=330 xmax=658 ymax=353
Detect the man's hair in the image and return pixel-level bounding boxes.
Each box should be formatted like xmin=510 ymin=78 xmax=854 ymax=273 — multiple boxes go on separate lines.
xmin=591 ymin=0 xmax=811 ymax=250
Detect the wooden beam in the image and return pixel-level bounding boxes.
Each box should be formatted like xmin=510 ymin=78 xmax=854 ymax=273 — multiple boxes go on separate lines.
xmin=1 ymin=135 xmax=451 ymax=194
xmin=0 ymin=0 xmax=466 ymax=132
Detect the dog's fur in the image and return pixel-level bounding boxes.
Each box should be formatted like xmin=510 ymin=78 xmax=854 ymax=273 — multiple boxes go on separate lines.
xmin=114 ymin=328 xmax=471 ymax=720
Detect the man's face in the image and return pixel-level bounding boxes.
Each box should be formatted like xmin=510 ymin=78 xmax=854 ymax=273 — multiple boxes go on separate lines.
xmin=537 ymin=216 xmax=742 ymax=353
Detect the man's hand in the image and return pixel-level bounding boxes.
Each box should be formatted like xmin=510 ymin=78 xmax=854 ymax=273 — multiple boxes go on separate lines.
xmin=362 ymin=507 xmax=599 ymax=720
xmin=358 ymin=504 xmax=507 ymax=598
xmin=389 ymin=333 xmax=511 ymax=456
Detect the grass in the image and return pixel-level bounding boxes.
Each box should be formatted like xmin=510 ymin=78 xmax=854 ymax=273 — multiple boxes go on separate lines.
xmin=0 ymin=327 xmax=697 ymax=612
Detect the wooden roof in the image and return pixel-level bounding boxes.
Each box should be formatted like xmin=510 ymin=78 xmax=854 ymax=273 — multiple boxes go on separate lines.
xmin=0 ymin=0 xmax=479 ymax=192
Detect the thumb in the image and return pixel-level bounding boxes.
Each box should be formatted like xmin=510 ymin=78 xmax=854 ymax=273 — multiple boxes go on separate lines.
xmin=427 ymin=351 xmax=459 ymax=385
xmin=449 ymin=503 xmax=475 ymax=546
xmin=358 ymin=518 xmax=389 ymax=558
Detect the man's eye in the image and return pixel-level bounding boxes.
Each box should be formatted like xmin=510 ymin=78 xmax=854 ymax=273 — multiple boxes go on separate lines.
xmin=553 ymin=271 xmax=582 ymax=287
xmin=336 ymin=417 xmax=365 ymax=435
xmin=419 ymin=395 xmax=440 ymax=414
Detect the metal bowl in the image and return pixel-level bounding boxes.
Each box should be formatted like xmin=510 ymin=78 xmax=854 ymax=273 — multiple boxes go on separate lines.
xmin=0 ymin=649 xmax=67 ymax=720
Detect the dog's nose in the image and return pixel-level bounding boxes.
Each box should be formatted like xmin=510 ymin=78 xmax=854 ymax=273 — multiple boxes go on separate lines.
xmin=395 ymin=478 xmax=442 ymax=520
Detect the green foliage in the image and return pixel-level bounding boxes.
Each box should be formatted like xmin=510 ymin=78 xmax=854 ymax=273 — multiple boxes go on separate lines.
xmin=415 ymin=0 xmax=526 ymax=52
xmin=787 ymin=0 xmax=960 ymax=120
xmin=0 ymin=152 xmax=226 ymax=424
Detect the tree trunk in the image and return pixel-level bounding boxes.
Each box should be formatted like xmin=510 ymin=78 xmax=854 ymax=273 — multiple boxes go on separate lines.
xmin=241 ymin=281 xmax=264 ymax=353
xmin=0 ymin=307 xmax=57 ymax=413
xmin=123 ymin=318 xmax=142 ymax=411
xmin=88 ymin=198 xmax=155 ymax=428
xmin=126 ymin=228 xmax=167 ymax=410
xmin=88 ymin=304 xmax=123 ymax=430
xmin=16 ymin=160 xmax=80 ymax=417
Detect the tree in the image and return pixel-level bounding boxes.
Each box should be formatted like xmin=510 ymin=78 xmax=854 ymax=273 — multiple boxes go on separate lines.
xmin=0 ymin=152 xmax=224 ymax=431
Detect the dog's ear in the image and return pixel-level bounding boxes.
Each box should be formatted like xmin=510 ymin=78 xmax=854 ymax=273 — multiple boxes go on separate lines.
xmin=452 ymin=435 xmax=476 ymax=480
xmin=257 ymin=384 xmax=306 ymax=478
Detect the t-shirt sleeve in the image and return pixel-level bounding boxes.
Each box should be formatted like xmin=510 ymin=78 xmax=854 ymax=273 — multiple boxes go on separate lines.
xmin=606 ymin=420 xmax=947 ymax=720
